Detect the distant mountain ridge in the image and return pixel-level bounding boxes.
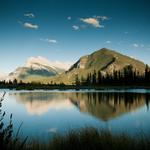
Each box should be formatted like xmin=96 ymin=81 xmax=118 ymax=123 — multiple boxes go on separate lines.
xmin=7 ymin=48 xmax=146 ymax=84
xmin=7 ymin=56 xmax=71 ymax=81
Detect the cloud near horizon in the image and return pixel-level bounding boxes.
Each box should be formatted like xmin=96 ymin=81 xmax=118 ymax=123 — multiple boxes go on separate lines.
xmin=24 ymin=22 xmax=39 ymax=29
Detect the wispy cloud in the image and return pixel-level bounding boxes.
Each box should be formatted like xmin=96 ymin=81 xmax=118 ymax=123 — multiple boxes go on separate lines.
xmin=133 ymin=43 xmax=139 ymax=48
xmin=95 ymin=16 xmax=110 ymax=21
xmin=18 ymin=20 xmax=23 ymax=25
xmin=24 ymin=13 xmax=35 ymax=18
xmin=124 ymin=31 xmax=129 ymax=34
xmin=40 ymin=38 xmax=57 ymax=44
xmin=72 ymin=25 xmax=79 ymax=30
xmin=106 ymin=41 xmax=111 ymax=44
xmin=47 ymin=39 xmax=57 ymax=43
xmin=67 ymin=16 xmax=71 ymax=20
xmin=24 ymin=22 xmax=39 ymax=29
xmin=132 ymin=43 xmax=145 ymax=48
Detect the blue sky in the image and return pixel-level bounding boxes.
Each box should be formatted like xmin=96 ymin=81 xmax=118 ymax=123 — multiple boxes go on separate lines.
xmin=0 ymin=0 xmax=150 ymax=73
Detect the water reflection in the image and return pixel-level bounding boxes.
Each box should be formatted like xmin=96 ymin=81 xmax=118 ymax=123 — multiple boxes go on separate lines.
xmin=10 ymin=92 xmax=150 ymax=121
xmin=67 ymin=92 xmax=150 ymax=121
xmin=10 ymin=92 xmax=73 ymax=115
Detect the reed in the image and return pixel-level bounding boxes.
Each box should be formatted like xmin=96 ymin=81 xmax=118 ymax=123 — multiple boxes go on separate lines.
xmin=25 ymin=128 xmax=150 ymax=150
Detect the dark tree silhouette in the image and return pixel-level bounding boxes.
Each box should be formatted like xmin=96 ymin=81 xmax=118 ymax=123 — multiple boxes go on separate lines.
xmin=0 ymin=64 xmax=150 ymax=89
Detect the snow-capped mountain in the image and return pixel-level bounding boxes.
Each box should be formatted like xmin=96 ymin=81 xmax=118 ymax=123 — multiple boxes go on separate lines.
xmin=25 ymin=56 xmax=71 ymax=70
xmin=8 ymin=56 xmax=72 ymax=81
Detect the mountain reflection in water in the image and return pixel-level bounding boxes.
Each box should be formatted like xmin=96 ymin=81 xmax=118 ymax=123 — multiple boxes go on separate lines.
xmin=11 ymin=92 xmax=74 ymax=115
xmin=68 ymin=92 xmax=150 ymax=121
xmin=10 ymin=92 xmax=150 ymax=121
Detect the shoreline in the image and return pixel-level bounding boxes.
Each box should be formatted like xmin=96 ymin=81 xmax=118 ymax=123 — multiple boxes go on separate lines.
xmin=0 ymin=85 xmax=150 ymax=90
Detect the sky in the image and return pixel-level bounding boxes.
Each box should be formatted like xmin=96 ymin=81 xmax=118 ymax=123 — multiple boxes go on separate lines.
xmin=0 ymin=0 xmax=150 ymax=74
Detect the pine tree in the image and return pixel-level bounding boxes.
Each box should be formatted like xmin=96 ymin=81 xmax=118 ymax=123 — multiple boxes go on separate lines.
xmin=97 ymin=71 xmax=102 ymax=85
xmin=145 ymin=64 xmax=150 ymax=82
xmin=75 ymin=74 xmax=80 ymax=85
xmin=92 ymin=70 xmax=97 ymax=85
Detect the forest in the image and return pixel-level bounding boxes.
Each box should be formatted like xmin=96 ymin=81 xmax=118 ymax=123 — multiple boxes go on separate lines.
xmin=75 ymin=64 xmax=150 ymax=86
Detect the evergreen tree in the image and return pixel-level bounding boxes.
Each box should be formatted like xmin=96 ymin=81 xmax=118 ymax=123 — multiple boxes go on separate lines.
xmin=86 ymin=73 xmax=91 ymax=85
xmin=13 ymin=79 xmax=18 ymax=85
xmin=145 ymin=64 xmax=150 ymax=82
xmin=92 ymin=70 xmax=97 ymax=85
xmin=75 ymin=74 xmax=80 ymax=85
xmin=97 ymin=71 xmax=102 ymax=85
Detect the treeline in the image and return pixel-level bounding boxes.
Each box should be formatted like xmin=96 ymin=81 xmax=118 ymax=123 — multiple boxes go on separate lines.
xmin=0 ymin=64 xmax=150 ymax=89
xmin=75 ymin=64 xmax=150 ymax=86
xmin=0 ymin=80 xmax=66 ymax=90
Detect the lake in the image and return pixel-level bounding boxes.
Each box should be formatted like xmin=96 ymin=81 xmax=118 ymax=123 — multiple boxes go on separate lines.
xmin=1 ymin=89 xmax=150 ymax=141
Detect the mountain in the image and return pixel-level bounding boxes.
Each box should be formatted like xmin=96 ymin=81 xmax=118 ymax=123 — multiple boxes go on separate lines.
xmin=68 ymin=48 xmax=145 ymax=73
xmin=8 ymin=48 xmax=146 ymax=84
xmin=8 ymin=56 xmax=71 ymax=81
xmin=48 ymin=48 xmax=146 ymax=84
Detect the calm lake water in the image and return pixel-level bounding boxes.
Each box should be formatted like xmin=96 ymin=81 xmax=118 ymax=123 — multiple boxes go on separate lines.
xmin=1 ymin=89 xmax=150 ymax=140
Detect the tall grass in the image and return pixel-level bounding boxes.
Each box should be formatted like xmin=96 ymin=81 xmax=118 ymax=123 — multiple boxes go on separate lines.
xmin=0 ymin=92 xmax=27 ymax=150
xmin=28 ymin=128 xmax=150 ymax=150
